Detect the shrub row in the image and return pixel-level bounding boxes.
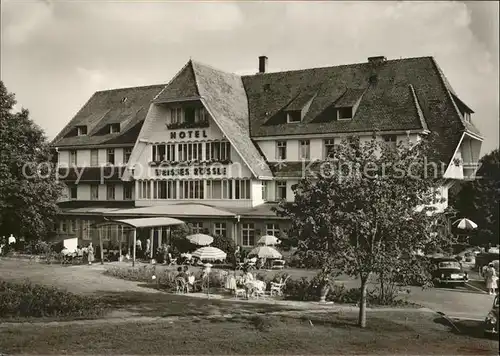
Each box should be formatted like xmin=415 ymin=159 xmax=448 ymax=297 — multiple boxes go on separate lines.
xmin=104 ymin=266 xmax=413 ymax=307
xmin=0 ymin=279 xmax=105 ymax=318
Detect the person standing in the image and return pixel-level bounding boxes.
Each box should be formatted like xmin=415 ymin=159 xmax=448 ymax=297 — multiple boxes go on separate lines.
xmin=145 ymin=238 xmax=151 ymax=259
xmin=136 ymin=239 xmax=142 ymax=258
xmin=87 ymin=242 xmax=95 ymax=265
xmin=485 ymin=263 xmax=498 ymax=295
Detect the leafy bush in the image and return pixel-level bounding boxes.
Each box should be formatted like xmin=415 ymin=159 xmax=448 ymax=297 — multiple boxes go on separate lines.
xmin=283 ymin=276 xmax=413 ymax=306
xmin=0 ymin=279 xmax=104 ymax=318
xmin=212 ymin=234 xmax=236 ymax=264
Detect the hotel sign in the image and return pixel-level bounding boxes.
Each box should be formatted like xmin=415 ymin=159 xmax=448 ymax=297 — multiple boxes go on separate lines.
xmin=170 ymin=130 xmax=208 ymax=140
xmin=155 ymin=166 xmax=227 ymax=177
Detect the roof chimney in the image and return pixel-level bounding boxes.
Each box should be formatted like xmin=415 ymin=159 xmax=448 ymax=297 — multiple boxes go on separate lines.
xmin=258 ymin=56 xmax=268 ymax=74
xmin=368 ymin=56 xmax=387 ymax=65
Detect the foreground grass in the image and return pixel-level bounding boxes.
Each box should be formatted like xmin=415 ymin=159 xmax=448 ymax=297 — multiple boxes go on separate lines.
xmin=1 ymin=311 xmax=497 ymax=355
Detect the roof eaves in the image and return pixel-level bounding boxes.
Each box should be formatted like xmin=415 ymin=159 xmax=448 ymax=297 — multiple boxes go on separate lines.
xmin=409 ymin=84 xmax=430 ymax=132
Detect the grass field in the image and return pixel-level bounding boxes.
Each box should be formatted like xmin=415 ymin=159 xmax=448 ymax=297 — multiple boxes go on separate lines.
xmin=1 ymin=311 xmax=498 ymax=355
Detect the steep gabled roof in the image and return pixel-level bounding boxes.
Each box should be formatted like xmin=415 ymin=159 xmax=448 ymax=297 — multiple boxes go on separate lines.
xmin=51 ymin=85 xmax=165 ymax=147
xmin=191 ymin=60 xmax=273 ymax=178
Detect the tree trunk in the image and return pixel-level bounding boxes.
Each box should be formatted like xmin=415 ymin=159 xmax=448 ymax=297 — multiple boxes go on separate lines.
xmin=319 ymin=283 xmax=330 ymax=303
xmin=380 ymin=271 xmax=385 ymax=302
xmin=358 ymin=276 xmax=369 ymax=328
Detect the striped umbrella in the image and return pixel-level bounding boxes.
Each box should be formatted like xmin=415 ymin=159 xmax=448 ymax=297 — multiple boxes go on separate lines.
xmin=248 ymin=246 xmax=282 ymax=259
xmin=453 ymin=218 xmax=478 ymax=230
xmin=192 ymin=246 xmax=227 ymax=261
xmin=186 ymin=234 xmax=214 ymax=246
xmin=256 ymin=235 xmax=281 ymax=246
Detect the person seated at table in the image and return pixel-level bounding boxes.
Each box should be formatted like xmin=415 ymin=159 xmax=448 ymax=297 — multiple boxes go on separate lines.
xmin=176 ymin=266 xmax=188 ymax=281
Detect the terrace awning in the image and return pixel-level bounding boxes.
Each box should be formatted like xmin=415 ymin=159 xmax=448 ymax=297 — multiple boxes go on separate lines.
xmin=93 ymin=217 xmax=184 ymax=229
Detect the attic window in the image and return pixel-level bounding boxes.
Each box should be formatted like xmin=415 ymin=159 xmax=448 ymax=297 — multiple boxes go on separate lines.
xmin=337 ymin=107 xmax=353 ymax=120
xmin=109 ymin=123 xmax=121 ymax=134
xmin=76 ymin=125 xmax=87 ymax=136
xmin=121 ymin=97 xmax=128 ymax=103
xmin=464 ymin=112 xmax=471 ymax=123
xmin=287 ymin=111 xmax=301 ymax=123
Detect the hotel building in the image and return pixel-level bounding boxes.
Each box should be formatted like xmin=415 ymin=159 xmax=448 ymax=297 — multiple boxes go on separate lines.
xmin=51 ymin=55 xmax=483 ymax=251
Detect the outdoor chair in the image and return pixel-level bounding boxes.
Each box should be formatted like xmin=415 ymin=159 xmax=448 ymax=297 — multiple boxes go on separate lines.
xmin=175 ymin=277 xmax=188 ymax=294
xmin=271 ymin=259 xmax=286 ymax=270
xmin=270 ymin=275 xmax=290 ymax=297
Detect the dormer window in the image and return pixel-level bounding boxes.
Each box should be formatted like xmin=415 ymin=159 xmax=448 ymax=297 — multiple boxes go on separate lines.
xmin=464 ymin=112 xmax=471 ymax=123
xmin=337 ymin=107 xmax=353 ymax=120
xmin=169 ymin=107 xmax=183 ymax=124
xmin=76 ymin=125 xmax=87 ymax=136
xmin=287 ymin=111 xmax=301 ymax=123
xmin=109 ymin=123 xmax=120 ymax=134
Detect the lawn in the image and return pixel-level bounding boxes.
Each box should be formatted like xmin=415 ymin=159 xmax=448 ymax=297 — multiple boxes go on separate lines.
xmin=1 ymin=311 xmax=498 ymax=355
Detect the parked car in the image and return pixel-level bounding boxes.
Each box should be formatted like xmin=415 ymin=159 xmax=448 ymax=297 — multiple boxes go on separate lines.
xmin=483 ymin=294 xmax=499 ymax=337
xmin=431 ymin=258 xmax=468 ymax=287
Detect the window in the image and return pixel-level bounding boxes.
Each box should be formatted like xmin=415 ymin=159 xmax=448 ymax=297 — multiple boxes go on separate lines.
xmin=152 ymin=144 xmax=165 ymax=161
xmin=90 ymin=184 xmax=99 ymax=200
xmin=123 ymin=148 xmax=132 ymax=164
xmin=106 ymin=184 xmax=115 ymax=200
xmin=179 ymin=180 xmax=204 ymax=199
xmin=70 ymin=220 xmax=77 ymax=233
xmin=70 ymin=150 xmax=77 ymax=166
xmin=123 ymin=184 xmax=133 ymax=200
xmin=337 ymin=107 xmax=353 ymax=120
xmin=324 ymin=139 xmax=335 ymax=158
xmin=299 ymin=140 xmax=310 ymax=160
xmin=178 ymin=143 xmax=203 ymax=161
xmin=205 ymin=141 xmax=231 ymax=161
xmin=82 ymin=220 xmax=92 ymax=240
xmin=70 ymin=185 xmax=78 ymax=199
xmin=266 ymin=224 xmax=280 ymax=236
xmin=166 ymin=144 xmax=176 ymax=161
xmin=206 ymin=180 xmax=222 ymax=199
xmin=242 ymin=223 xmax=255 ymax=247
xmin=60 ymin=220 xmax=67 ymax=233
xmin=235 ymin=179 xmax=251 ymax=199
xmin=464 ymin=112 xmax=471 ymax=123
xmin=153 ymin=181 xmax=176 ymax=199
xmin=138 ymin=181 xmax=151 ymax=199
xmin=214 ymin=223 xmax=227 ymax=237
xmin=276 ymin=181 xmax=287 ymax=200
xmin=383 ymin=135 xmax=397 ymax=149
xmin=195 ymin=107 xmax=208 ymax=122
xmin=109 ymin=123 xmax=120 ymax=133
xmin=261 ymin=181 xmax=268 ymax=201
xmin=91 ymin=149 xmax=99 ymax=166
xmin=107 ymin=149 xmax=115 ymax=165
xmin=76 ymin=126 xmax=87 ymax=136
xmin=204 ymin=180 xmax=233 ymax=199
xmin=276 ymin=141 xmax=287 ymax=160
xmin=170 ymin=107 xmax=183 ymax=124
xmin=222 ymin=180 xmax=233 ymax=199
xmin=287 ymin=111 xmax=301 ymax=123
xmin=191 ymin=222 xmax=203 ymax=234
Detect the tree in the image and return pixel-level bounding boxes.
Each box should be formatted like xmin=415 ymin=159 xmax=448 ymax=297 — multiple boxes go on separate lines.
xmin=275 ymin=135 xmax=453 ymax=328
xmin=0 ymin=81 xmax=62 ymax=242
xmin=450 ymin=149 xmax=499 ymax=247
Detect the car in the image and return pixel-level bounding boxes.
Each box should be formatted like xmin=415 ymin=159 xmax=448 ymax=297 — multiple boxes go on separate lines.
xmin=484 ymin=294 xmax=499 ymax=337
xmin=431 ymin=258 xmax=468 ymax=287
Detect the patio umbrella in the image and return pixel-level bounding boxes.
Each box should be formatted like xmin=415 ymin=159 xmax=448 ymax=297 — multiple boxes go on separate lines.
xmin=453 ymin=218 xmax=478 ymax=230
xmin=192 ymin=246 xmax=227 ymax=261
xmin=248 ymin=246 xmax=282 ymax=259
xmin=186 ymin=233 xmax=214 ymax=246
xmin=256 ymin=235 xmax=281 ymax=246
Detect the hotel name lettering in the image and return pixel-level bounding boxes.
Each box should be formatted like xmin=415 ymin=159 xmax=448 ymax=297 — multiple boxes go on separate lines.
xmin=170 ymin=130 xmax=208 ymax=140
xmin=155 ymin=166 xmax=227 ymax=177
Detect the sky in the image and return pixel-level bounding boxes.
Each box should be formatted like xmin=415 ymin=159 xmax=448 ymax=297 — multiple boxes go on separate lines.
xmin=1 ymin=0 xmax=498 ymax=156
